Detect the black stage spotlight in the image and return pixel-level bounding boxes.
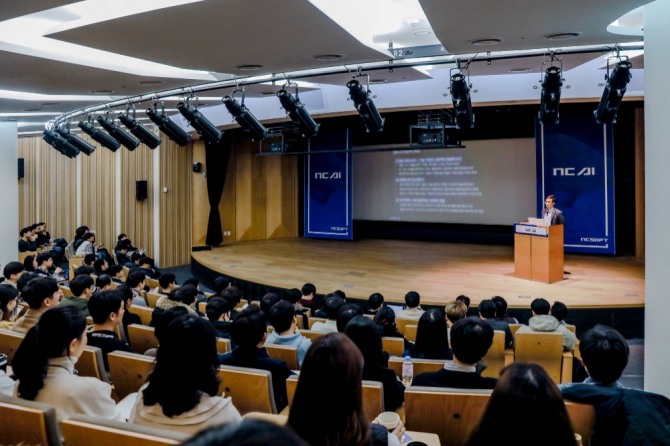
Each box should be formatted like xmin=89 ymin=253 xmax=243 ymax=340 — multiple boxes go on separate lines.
xmin=346 ymin=79 xmax=384 ymax=133
xmin=146 ymin=106 xmax=192 ymax=147
xmin=449 ymin=73 xmax=474 ymax=129
xmin=78 ymin=118 xmax=121 ymax=152
xmin=177 ymin=102 xmax=223 ymax=144
xmin=222 ymin=95 xmax=268 ymax=141
xmin=96 ymin=115 xmax=140 ymax=150
xmin=119 ymin=111 xmax=162 ymax=149
xmin=56 ymin=126 xmax=95 ymax=156
xmin=43 ymin=128 xmax=79 ymax=158
xmin=538 ymin=66 xmax=562 ymax=125
xmin=277 ymin=89 xmax=320 ymax=138
xmin=594 ymin=60 xmax=633 ymax=124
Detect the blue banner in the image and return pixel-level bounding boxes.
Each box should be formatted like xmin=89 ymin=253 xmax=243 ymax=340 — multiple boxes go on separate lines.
xmin=304 ymin=128 xmax=353 ymax=240
xmin=536 ymin=111 xmax=615 ymax=254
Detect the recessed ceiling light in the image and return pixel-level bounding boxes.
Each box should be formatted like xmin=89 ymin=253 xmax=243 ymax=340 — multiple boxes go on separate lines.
xmin=406 ymin=18 xmax=421 ymax=26
xmin=469 ymin=38 xmax=502 ymax=46
xmin=40 ymin=102 xmax=61 ymax=107
xmin=140 ymin=80 xmax=163 ymax=86
xmin=370 ymin=79 xmax=387 ymax=84
xmin=414 ymin=30 xmax=432 ymax=36
xmin=508 ymin=67 xmax=532 ymax=73
xmin=313 ymin=54 xmax=344 ymax=61
xmin=237 ymin=64 xmax=263 ymax=71
xmin=23 ymin=108 xmax=42 ymax=112
xmin=90 ymin=89 xmax=115 ymax=94
xmin=544 ymin=32 xmax=581 ymax=40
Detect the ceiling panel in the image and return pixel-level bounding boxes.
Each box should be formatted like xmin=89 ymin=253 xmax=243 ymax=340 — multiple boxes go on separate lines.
xmin=303 ymin=66 xmax=432 ymax=86
xmin=0 ymin=1 xmax=73 ymax=22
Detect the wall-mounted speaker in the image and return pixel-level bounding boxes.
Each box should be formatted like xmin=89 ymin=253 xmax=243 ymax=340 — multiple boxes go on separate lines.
xmin=192 ymin=162 xmax=202 ymax=173
xmin=136 ymin=180 xmax=148 ymax=200
xmin=18 ymin=158 xmax=24 ymax=179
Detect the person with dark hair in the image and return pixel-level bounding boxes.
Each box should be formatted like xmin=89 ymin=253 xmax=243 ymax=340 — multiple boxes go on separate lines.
xmin=311 ymin=294 xmax=345 ymax=333
xmin=213 ymin=276 xmax=233 ymax=295
xmin=550 ymin=301 xmax=569 ymax=325
xmin=23 ymin=255 xmax=37 ymax=272
xmin=153 ymin=273 xmax=177 ymax=295
xmin=153 ymin=285 xmax=198 ymax=323
xmin=467 ymin=363 xmax=575 ymax=446
xmin=542 ymin=194 xmax=565 ymax=226
xmin=74 ymin=265 xmax=96 ymax=277
xmin=35 ymin=251 xmax=64 ymax=280
xmin=129 ymin=314 xmax=241 ymax=433
xmin=114 ymin=284 xmax=140 ymax=337
xmin=299 ymin=282 xmax=319 ymax=312
xmin=516 ymin=298 xmax=576 ymax=350
xmin=75 ymin=232 xmax=97 ymax=257
xmin=396 ymin=290 xmax=424 ymax=320
xmin=265 ymin=300 xmax=311 ymax=366
xmin=12 ymin=306 xmax=122 ymax=421
xmin=83 ymin=253 xmax=96 ymax=267
xmin=183 ymin=277 xmax=207 ymax=304
xmin=0 ymin=286 xmax=20 ymax=329
xmin=126 ymin=270 xmax=147 ymax=307
xmin=13 ymin=277 xmax=62 ymax=334
xmin=413 ymin=316 xmax=496 ymax=389
xmin=182 ymin=419 xmax=307 ymax=446
xmin=374 ymin=306 xmax=412 ymax=351
xmin=478 ymin=299 xmax=513 ymax=347
xmin=107 ymin=265 xmax=124 ymax=284
xmin=87 ymin=290 xmax=133 ymax=370
xmin=93 ymin=258 xmax=108 ymax=275
xmin=16 ymin=271 xmax=39 ymax=294
xmin=260 ymin=292 xmax=281 ymax=318
xmin=3 ymin=261 xmax=25 ymax=288
xmin=366 ymin=292 xmax=384 ymax=315
xmin=114 ymin=243 xmax=132 ymax=267
xmin=456 ymin=294 xmax=471 ymax=309
xmin=218 ymin=306 xmax=293 ymax=411
xmin=220 ymin=286 xmax=244 ymax=318
xmin=61 ymin=274 xmax=94 ymax=316
xmin=405 ymin=308 xmax=453 ymax=360
xmin=560 ymin=325 xmax=670 ymax=445
xmin=19 ymin=226 xmax=38 ymax=252
xmin=288 ymin=333 xmax=404 ymax=446
xmin=206 ymin=297 xmax=235 ymax=343
xmin=336 ymin=303 xmax=364 ymax=333
xmin=282 ymin=287 xmax=308 ymax=327
xmin=96 ymin=274 xmax=113 ymax=291
xmin=138 ymin=257 xmax=161 ymax=279
xmin=491 ymin=295 xmax=518 ymax=324
xmin=345 ymin=316 xmax=405 ymax=411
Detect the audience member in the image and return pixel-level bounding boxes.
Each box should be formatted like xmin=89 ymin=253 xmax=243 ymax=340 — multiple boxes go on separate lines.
xmin=108 ymin=265 xmax=124 ymax=284
xmin=93 ymin=258 xmax=108 ymax=275
xmin=126 ymin=270 xmax=147 ymax=307
xmin=478 ymin=299 xmax=513 ymax=347
xmin=345 ymin=316 xmax=405 ymax=411
xmin=3 ymin=262 xmax=25 ymax=289
xmin=143 ymin=306 xmax=191 ymax=357
xmin=550 ymin=301 xmax=569 ymax=325
xmin=266 ymin=300 xmax=312 ymax=367
xmin=220 ymin=286 xmax=244 ymax=319
xmin=374 ymin=306 xmax=412 ymax=351
xmin=181 ymin=419 xmax=307 ymax=446
xmin=75 ymin=232 xmax=97 ymax=257
xmin=336 ymin=303 xmax=364 ymax=333
xmin=445 ymin=300 xmax=468 ymax=327
xmin=299 ymin=282 xmax=319 ymax=312
xmin=205 ymin=297 xmax=235 ymax=343
xmin=83 ymin=253 xmax=96 ymax=267
xmin=87 ymin=290 xmax=133 ymax=370
xmin=405 ymin=308 xmax=453 ymax=360
xmin=153 ymin=273 xmax=177 ymax=295
xmin=116 ymin=284 xmax=141 ymax=340
xmin=18 ymin=227 xmax=37 ymax=252
xmin=467 ymin=363 xmax=576 ymax=446
xmin=282 ymin=287 xmax=308 ymax=327
xmin=183 ymin=277 xmax=207 ymax=303
xmin=12 ymin=305 xmax=122 ymax=421
xmin=260 ymin=292 xmax=281 ymax=318
xmin=395 ymin=291 xmax=424 ymax=320
xmin=413 ymin=317 xmax=496 ymax=389
xmin=213 ymin=276 xmax=232 ymax=296
xmin=74 ymin=265 xmax=95 ymax=277
xmin=366 ymin=292 xmax=384 ymax=315
xmin=456 ymin=294 xmax=471 ymax=309
xmin=13 ymin=277 xmax=62 ymax=334
xmin=311 ymin=294 xmax=344 ymax=333
xmin=115 ymin=243 xmax=132 ymax=266
xmin=516 ymin=298 xmax=576 ymax=351
xmin=35 ymin=252 xmax=64 ymax=280
xmin=129 ymin=314 xmax=241 ymax=434
xmin=287 ymin=333 xmax=404 ymax=446
xmin=96 ymin=274 xmax=114 ymax=291
xmin=139 ymin=257 xmax=161 ymax=279
xmin=0 ymin=286 xmax=20 ymax=329
xmin=61 ymin=274 xmax=94 ymax=316
xmin=218 ymin=306 xmax=293 ymax=411
xmin=491 ymin=295 xmax=518 ymax=323
xmin=23 ymin=255 xmax=37 ymax=272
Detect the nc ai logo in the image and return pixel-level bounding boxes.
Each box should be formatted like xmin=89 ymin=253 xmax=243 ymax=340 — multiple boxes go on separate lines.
xmin=552 ymin=167 xmax=596 ymax=176
xmin=314 ymin=172 xmax=342 ymax=179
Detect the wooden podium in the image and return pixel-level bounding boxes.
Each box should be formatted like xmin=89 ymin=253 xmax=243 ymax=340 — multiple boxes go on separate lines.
xmin=514 ymin=223 xmax=564 ymax=283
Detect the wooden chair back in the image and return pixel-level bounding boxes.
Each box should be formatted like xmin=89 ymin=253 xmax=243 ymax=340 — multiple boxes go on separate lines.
xmin=217 ymin=337 xmax=232 ymax=354
xmin=60 ymin=285 xmax=74 ymax=297
xmin=508 ymin=323 xmax=522 ymax=335
xmin=129 ymin=305 xmax=154 ymax=326
xmin=388 ymin=357 xmax=444 ymax=379
xmin=404 ymin=324 xmax=418 ymax=342
xmin=565 ymin=401 xmax=597 ymax=444
xmin=381 ymin=336 xmax=405 ymax=357
xmin=481 ymin=330 xmax=506 ymax=378
xmin=121 ymin=266 xmax=130 ymax=281
xmin=395 ymin=318 xmax=415 ymax=335
xmin=299 ymin=329 xmax=325 ymax=342
xmin=107 ymin=351 xmax=155 ymax=400
xmin=145 ymin=292 xmax=162 ymax=308
xmin=78 ymin=345 xmax=110 ymax=382
xmin=127 ymin=324 xmax=159 ymax=355
xmin=217 ymin=365 xmax=277 ymax=415
xmin=285 ymin=375 xmax=384 ymax=421
xmin=69 ymin=256 xmax=85 ymax=279
xmin=198 ymin=301 xmax=207 ymax=313
xmin=145 ymin=277 xmax=160 ymax=290
xmin=307 ymin=317 xmax=326 ymax=329
xmin=18 ymin=251 xmax=37 ymax=263
xmin=265 ymin=344 xmax=299 ymax=370
xmin=514 ymin=331 xmax=567 ymax=383
xmin=0 ymin=394 xmax=62 ymax=446
xmin=0 ymin=328 xmax=24 ymax=365
xmin=61 ymin=414 xmax=189 ymax=446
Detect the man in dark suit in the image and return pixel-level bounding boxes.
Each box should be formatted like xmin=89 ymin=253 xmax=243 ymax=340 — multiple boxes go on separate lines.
xmin=543 ymin=194 xmax=565 ymax=226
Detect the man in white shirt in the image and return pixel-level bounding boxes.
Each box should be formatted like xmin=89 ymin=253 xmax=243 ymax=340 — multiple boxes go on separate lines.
xmin=311 ymin=295 xmax=344 ymax=333
xmin=395 ymin=291 xmax=425 ymax=320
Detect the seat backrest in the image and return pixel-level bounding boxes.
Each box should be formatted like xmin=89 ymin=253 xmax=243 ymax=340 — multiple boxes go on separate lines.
xmin=565 ymin=401 xmax=596 ymax=445
xmin=78 ymin=345 xmax=110 ymax=382
xmin=0 ymin=328 xmax=25 ymax=365
xmin=388 ymin=357 xmax=445 ymax=379
xmin=514 ymin=332 xmax=564 ymax=383
xmin=394 ymin=318 xmax=415 ymax=335
xmin=60 ymin=285 xmax=74 ymax=297
xmin=299 ymin=329 xmax=325 ymax=342
xmin=0 ymin=393 xmax=63 ymax=446
xmin=107 ymin=351 xmax=155 ymax=400
xmin=130 ymin=305 xmax=154 ymax=326
xmin=264 ymin=344 xmax=299 ymax=370
xmin=404 ymin=324 xmax=418 ymax=342
xmin=61 ymin=414 xmax=189 ymax=446
xmin=69 ymin=256 xmax=84 ymax=279
xmin=145 ymin=292 xmax=162 ymax=308
xmin=481 ymin=330 xmax=506 ymax=378
xmin=198 ymin=301 xmax=207 ymax=313
xmin=307 ymin=317 xmax=326 ymax=329
xmin=404 ymin=386 xmax=492 ymax=446
xmin=285 ymin=375 xmax=384 ymax=422
xmin=128 ymin=324 xmax=159 ymax=355
xmin=217 ymin=337 xmax=232 ymax=354
xmin=145 ymin=277 xmax=160 ymax=290
xmin=381 ymin=336 xmax=405 ymax=357
xmin=217 ymin=365 xmax=277 ymax=415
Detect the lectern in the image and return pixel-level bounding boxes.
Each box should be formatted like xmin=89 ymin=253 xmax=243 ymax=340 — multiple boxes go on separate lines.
xmin=514 ymin=223 xmax=564 ymax=283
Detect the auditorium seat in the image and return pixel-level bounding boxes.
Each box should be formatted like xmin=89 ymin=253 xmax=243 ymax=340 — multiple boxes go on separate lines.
xmin=404 ymin=324 xmax=418 ymax=342
xmin=299 ymin=329 xmax=325 ymax=342
xmin=508 ymin=323 xmax=522 ymax=335
xmin=145 ymin=277 xmax=160 ymax=290
xmin=145 ymin=292 xmax=162 ymax=308
xmin=0 ymin=394 xmax=62 ymax=446
xmin=382 ymin=336 xmax=405 ymax=357
xmin=481 ymin=330 xmax=513 ymax=378
xmin=60 ymin=285 xmax=74 ymax=297
xmin=217 ymin=365 xmax=277 ymax=415
xmin=264 ymin=344 xmax=300 ymax=370
xmin=388 ymin=357 xmax=444 ymax=379
xmin=129 ymin=305 xmax=154 ymax=326
xmin=513 ymin=331 xmax=573 ymax=383
xmin=69 ymin=256 xmax=84 ymax=279
xmin=0 ymin=328 xmax=24 ymax=365
xmin=217 ymin=337 xmax=232 ymax=354
xmin=127 ymin=324 xmax=159 ymax=354
xmin=394 ymin=318 xmax=415 ymax=335
xmin=107 ymin=351 xmax=154 ymax=400
xmin=78 ymin=345 xmax=110 ymax=383
xmin=307 ymin=317 xmax=326 ymax=329
xmin=61 ymin=414 xmax=189 ymax=446
xmin=197 ymin=301 xmax=206 ymax=313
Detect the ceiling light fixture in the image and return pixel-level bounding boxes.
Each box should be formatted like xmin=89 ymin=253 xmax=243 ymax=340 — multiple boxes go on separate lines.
xmin=594 ymin=58 xmax=632 ymax=124
xmin=544 ymin=32 xmax=580 ymax=40
xmin=222 ymin=93 xmax=268 ymax=141
xmin=43 ymin=127 xmax=80 ymax=158
xmin=469 ymin=38 xmax=502 ymax=46
xmin=313 ymin=54 xmax=344 ymax=61
xmin=55 ymin=125 xmax=95 ymax=156
xmin=146 ymin=104 xmax=192 ymax=147
xmin=96 ymin=114 xmax=140 ymax=150
xmin=177 ymin=101 xmax=223 ymax=144
xmin=119 ymin=108 xmax=162 ymax=149
xmin=347 ymin=76 xmax=384 ymax=133
xmin=538 ymin=65 xmax=563 ymax=125
xmin=78 ymin=117 xmax=121 ymax=152
xmin=277 ymin=85 xmax=320 ymax=138
xmin=449 ymin=71 xmax=474 ymax=129
xmin=237 ymin=65 xmax=263 ymax=71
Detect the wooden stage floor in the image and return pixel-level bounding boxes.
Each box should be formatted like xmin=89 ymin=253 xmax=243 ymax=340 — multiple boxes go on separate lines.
xmin=191 ymin=238 xmax=645 ymax=310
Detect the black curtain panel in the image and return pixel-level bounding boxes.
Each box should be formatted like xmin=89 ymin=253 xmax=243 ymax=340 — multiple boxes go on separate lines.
xmin=204 ymin=135 xmax=230 ymax=246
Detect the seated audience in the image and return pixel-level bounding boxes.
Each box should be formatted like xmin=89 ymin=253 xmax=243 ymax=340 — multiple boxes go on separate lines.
xmin=108 ymin=264 xmax=125 ymax=284
xmin=516 ymin=298 xmax=576 ymax=351
xmin=345 ymin=316 xmax=405 ymax=411
xmin=0 ymin=286 xmax=20 ymax=329
xmin=405 ymin=308 xmax=453 ymax=360
xmin=138 ymin=257 xmax=161 ymax=279
xmin=129 ymin=313 xmax=241 ymax=434
xmin=183 ymin=277 xmax=207 ymax=303
xmin=311 ymin=294 xmax=344 ymax=333
xmin=18 ymin=227 xmax=37 ymax=253
xmin=467 ymin=363 xmax=576 ymax=446
xmin=94 ymin=258 xmax=108 ymax=275
xmin=23 ymin=255 xmax=37 ymax=273
xmin=116 ymin=284 xmax=142 ymax=340
xmin=206 ymin=297 xmax=235 ymax=343
xmin=550 ymin=301 xmax=569 ymax=326
xmin=60 ymin=274 xmax=94 ymax=316
xmin=96 ymin=274 xmax=114 ymax=291
xmin=13 ymin=277 xmax=63 ymax=334
xmin=218 ymin=306 xmax=293 ymax=412
xmin=115 ymin=243 xmax=132 ymax=266
xmin=366 ymin=292 xmax=384 ymax=315
xmin=266 ymin=300 xmax=312 ymax=367
xmin=456 ymin=294 xmax=471 ymax=309
xmin=212 ymin=275 xmax=232 ymax=296
xmin=126 ymin=270 xmax=147 ymax=307
xmin=87 ymin=289 xmax=133 ymax=371
xmin=2 ymin=261 xmax=25 ymax=288
xmin=336 ymin=303 xmax=364 ymax=333
xmin=220 ymin=286 xmax=244 ymax=318
xmin=182 ymin=419 xmax=307 ymax=446
xmin=374 ymin=306 xmax=412 ymax=351
xmin=282 ymin=287 xmax=308 ymax=327
xmin=478 ymin=299 xmax=513 ymax=347
xmin=12 ymin=306 xmax=123 ymax=421
xmin=445 ymin=300 xmax=467 ymax=328
xmin=83 ymin=253 xmax=96 ymax=267
xmin=299 ymin=282 xmax=319 ymax=312
xmin=413 ymin=316 xmax=496 ymax=389
xmin=153 ymin=273 xmax=178 ymax=295
xmin=491 ymin=295 xmax=518 ymax=324
xmin=143 ymin=306 xmax=191 ymax=356
xmin=395 ymin=290 xmax=424 ymax=320
xmin=287 ymin=333 xmax=404 ymax=446
xmin=560 ymin=325 xmax=670 ymax=445
xmin=74 ymin=265 xmax=95 ymax=277
xmin=260 ymin=292 xmax=281 ymax=319
xmin=75 ymin=232 xmax=97 ymax=257
xmin=35 ymin=252 xmax=64 ymax=281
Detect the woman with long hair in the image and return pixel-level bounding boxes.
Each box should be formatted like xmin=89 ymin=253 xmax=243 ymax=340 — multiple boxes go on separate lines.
xmin=12 ymin=305 xmax=122 ymax=421
xmin=405 ymin=308 xmax=453 ymax=360
xmin=22 ymin=254 xmax=37 ymax=272
xmin=0 ymin=286 xmax=19 ymax=328
xmin=129 ymin=313 xmax=241 ymax=434
xmin=467 ymin=363 xmax=576 ymax=446
xmin=288 ymin=332 xmax=404 ymax=446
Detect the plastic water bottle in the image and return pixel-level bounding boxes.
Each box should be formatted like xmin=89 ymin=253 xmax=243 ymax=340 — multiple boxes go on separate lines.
xmin=401 ymin=356 xmax=413 ymax=387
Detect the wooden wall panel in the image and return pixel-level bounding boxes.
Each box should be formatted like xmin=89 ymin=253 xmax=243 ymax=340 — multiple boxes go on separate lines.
xmin=265 ymin=154 xmax=297 ymax=238
xmin=80 ymin=143 xmax=116 ymax=250
xmin=120 ymin=145 xmax=155 ymax=261
xmin=220 ymin=145 xmax=237 ymax=242
xmin=159 ymin=140 xmax=192 ymax=267
xmin=38 ymin=142 xmax=77 ymax=243
xmin=235 ymin=138 xmax=266 ymax=241
xmin=635 ymin=107 xmax=645 ymax=259
xmin=191 ymin=141 xmax=209 ymax=246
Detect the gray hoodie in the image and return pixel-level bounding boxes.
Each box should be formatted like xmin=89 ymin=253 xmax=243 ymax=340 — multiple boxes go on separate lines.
xmin=517 ymin=314 xmax=577 ymax=350
xmin=265 ymin=331 xmax=312 ymax=367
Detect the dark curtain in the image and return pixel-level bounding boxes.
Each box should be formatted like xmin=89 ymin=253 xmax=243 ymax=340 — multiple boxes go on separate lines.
xmin=205 ymin=135 xmax=230 ymax=246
